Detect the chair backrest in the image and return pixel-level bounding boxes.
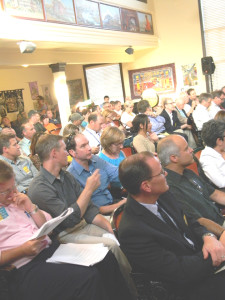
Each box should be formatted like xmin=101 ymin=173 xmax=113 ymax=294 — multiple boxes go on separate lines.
xmin=122 ymin=147 xmax=133 ymax=157
xmin=110 ymin=203 xmax=125 ymax=237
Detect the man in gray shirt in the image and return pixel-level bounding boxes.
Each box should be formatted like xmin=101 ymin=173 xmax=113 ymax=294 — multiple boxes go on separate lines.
xmin=0 ymin=133 xmax=38 ymax=192
xmin=28 ymin=134 xmax=135 ymax=296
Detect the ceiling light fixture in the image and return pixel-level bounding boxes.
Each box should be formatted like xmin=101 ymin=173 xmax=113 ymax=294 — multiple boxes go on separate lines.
xmin=17 ymin=41 xmax=36 ymax=54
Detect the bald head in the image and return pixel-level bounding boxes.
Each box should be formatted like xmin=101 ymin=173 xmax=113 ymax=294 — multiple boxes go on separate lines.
xmin=175 ymin=97 xmax=185 ymax=110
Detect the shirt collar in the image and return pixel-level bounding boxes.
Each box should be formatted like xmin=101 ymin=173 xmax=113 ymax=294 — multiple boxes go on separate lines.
xmin=23 ymin=137 xmax=31 ymax=144
xmin=71 ymin=156 xmax=97 ymax=175
xmin=165 ymin=167 xmax=183 ymax=183
xmin=40 ymin=166 xmax=65 ymax=184
xmin=0 ymin=155 xmax=19 ymax=165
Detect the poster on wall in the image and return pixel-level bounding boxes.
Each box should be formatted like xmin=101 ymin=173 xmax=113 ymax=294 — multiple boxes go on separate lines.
xmin=44 ymin=0 xmax=76 ymax=23
xmin=75 ymin=0 xmax=101 ymax=27
xmin=128 ymin=63 xmax=177 ymax=99
xmin=137 ymin=12 xmax=153 ymax=34
xmin=100 ymin=3 xmax=121 ymax=31
xmin=0 ymin=91 xmax=7 ymax=117
xmin=121 ymin=8 xmax=139 ymax=32
xmin=0 ymin=89 xmax=24 ymax=114
xmin=41 ymin=84 xmax=53 ymax=105
xmin=29 ymin=81 xmax=39 ymax=100
xmin=67 ymin=79 xmax=84 ymax=106
xmin=3 ymin=0 xmax=44 ymax=19
xmin=182 ymin=63 xmax=198 ymax=86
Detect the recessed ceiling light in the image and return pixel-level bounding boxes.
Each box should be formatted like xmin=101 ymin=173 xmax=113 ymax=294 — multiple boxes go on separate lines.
xmin=21 ymin=64 xmax=29 ymax=68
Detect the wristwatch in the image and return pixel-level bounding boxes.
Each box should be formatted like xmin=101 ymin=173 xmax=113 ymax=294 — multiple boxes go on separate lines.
xmin=202 ymin=232 xmax=217 ymax=240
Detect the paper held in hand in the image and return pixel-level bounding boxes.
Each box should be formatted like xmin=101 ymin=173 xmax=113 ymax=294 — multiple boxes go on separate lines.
xmin=29 ymin=207 xmax=74 ymax=240
xmin=46 ymin=243 xmax=109 ymax=266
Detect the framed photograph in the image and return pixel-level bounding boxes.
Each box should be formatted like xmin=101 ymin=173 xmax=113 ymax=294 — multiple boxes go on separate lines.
xmin=121 ymin=8 xmax=139 ymax=32
xmin=182 ymin=63 xmax=198 ymax=87
xmin=100 ymin=3 xmax=121 ymax=31
xmin=44 ymin=0 xmax=76 ymax=23
xmin=67 ymin=79 xmax=84 ymax=105
xmin=75 ymin=0 xmax=101 ymax=28
xmin=128 ymin=63 xmax=177 ymax=99
xmin=3 ymin=0 xmax=44 ymax=19
xmin=137 ymin=12 xmax=153 ymax=34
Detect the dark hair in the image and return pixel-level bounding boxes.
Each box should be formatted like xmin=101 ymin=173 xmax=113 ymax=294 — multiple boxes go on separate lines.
xmin=35 ymin=134 xmax=62 ymax=162
xmin=30 ymin=132 xmax=45 ymax=156
xmin=104 ymin=95 xmax=109 ymax=100
xmin=64 ymin=132 xmax=79 ymax=152
xmin=137 ymin=100 xmax=150 ymax=113
xmin=187 ymin=88 xmax=195 ymax=96
xmin=0 ymin=133 xmax=16 ymax=154
xmin=199 ymin=93 xmax=212 ymax=104
xmin=20 ymin=119 xmax=30 ymax=134
xmin=92 ymin=105 xmax=99 ymax=113
xmin=119 ymin=152 xmax=154 ymax=195
xmin=132 ymin=114 xmax=149 ymax=134
xmin=88 ymin=113 xmax=98 ymax=123
xmin=201 ymin=119 xmax=225 ymax=148
xmin=211 ymin=90 xmax=224 ymax=99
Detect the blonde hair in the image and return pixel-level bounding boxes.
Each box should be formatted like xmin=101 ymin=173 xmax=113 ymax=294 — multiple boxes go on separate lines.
xmin=100 ymin=126 xmax=125 ymax=154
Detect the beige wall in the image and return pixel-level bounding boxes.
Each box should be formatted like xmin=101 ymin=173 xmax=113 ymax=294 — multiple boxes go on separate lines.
xmin=0 ymin=66 xmax=54 ymax=121
xmin=122 ymin=0 xmax=206 ymax=100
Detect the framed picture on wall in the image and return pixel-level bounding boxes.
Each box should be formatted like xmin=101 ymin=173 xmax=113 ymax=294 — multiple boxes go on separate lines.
xmin=4 ymin=91 xmax=18 ymax=113
xmin=137 ymin=12 xmax=154 ymax=34
xmin=44 ymin=0 xmax=76 ymax=23
xmin=128 ymin=63 xmax=177 ymax=99
xmin=3 ymin=0 xmax=44 ymax=19
xmin=121 ymin=8 xmax=139 ymax=32
xmin=67 ymin=79 xmax=84 ymax=105
xmin=100 ymin=3 xmax=121 ymax=31
xmin=75 ymin=0 xmax=101 ymax=28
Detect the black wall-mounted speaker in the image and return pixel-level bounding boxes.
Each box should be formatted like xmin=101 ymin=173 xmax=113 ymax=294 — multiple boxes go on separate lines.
xmin=201 ymin=56 xmax=215 ymax=75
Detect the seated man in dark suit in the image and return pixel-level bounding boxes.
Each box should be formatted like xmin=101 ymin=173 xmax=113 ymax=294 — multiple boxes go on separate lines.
xmin=118 ymin=151 xmax=225 ymax=300
xmin=157 ymin=134 xmax=225 ymax=236
xmin=0 ymin=160 xmax=132 ymax=300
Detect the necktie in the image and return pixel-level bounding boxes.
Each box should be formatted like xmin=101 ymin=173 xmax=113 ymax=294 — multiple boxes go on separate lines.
xmin=158 ymin=204 xmax=195 ymax=249
xmin=158 ymin=205 xmax=178 ymax=231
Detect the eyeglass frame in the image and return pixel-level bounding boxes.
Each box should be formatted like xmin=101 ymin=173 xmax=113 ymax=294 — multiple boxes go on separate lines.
xmin=149 ymin=168 xmax=166 ymax=180
xmin=0 ymin=184 xmax=16 ymax=196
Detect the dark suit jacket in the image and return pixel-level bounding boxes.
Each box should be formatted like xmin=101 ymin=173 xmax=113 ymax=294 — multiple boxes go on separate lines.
xmin=118 ymin=191 xmax=214 ymax=289
xmin=160 ymin=109 xmax=182 ymax=133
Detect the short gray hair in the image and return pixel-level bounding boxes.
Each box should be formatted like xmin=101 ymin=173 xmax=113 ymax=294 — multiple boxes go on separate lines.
xmin=157 ymin=136 xmax=180 ymax=167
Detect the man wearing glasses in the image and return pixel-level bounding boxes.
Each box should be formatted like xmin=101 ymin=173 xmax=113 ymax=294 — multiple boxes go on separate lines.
xmin=118 ymin=151 xmax=225 ymax=300
xmin=208 ymin=90 xmax=225 ymax=119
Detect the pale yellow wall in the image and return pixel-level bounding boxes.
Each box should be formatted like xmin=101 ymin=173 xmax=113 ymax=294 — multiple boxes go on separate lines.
xmin=122 ymin=0 xmax=206 ymax=100
xmin=0 ymin=66 xmax=54 ymax=121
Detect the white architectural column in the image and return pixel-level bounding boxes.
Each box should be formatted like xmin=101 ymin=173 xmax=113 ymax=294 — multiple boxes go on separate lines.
xmin=49 ymin=63 xmax=70 ymax=129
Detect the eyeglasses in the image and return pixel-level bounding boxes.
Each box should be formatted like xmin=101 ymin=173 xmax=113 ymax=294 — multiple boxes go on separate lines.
xmin=149 ymin=168 xmax=166 ymax=179
xmin=0 ymin=185 xmax=16 ymax=196
xmin=112 ymin=142 xmax=124 ymax=147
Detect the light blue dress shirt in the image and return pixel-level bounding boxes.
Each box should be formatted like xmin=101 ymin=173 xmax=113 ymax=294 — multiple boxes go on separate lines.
xmin=67 ymin=155 xmax=120 ymax=207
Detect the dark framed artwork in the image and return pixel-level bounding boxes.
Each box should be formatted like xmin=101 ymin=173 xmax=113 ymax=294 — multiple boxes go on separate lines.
xmin=100 ymin=3 xmax=121 ymax=31
xmin=75 ymin=0 xmax=101 ymax=27
xmin=44 ymin=0 xmax=76 ymax=23
xmin=128 ymin=63 xmax=177 ymax=99
xmin=67 ymin=79 xmax=84 ymax=105
xmin=0 ymin=92 xmax=6 ymax=117
xmin=137 ymin=12 xmax=153 ymax=34
xmin=4 ymin=91 xmax=18 ymax=113
xmin=3 ymin=0 xmax=44 ymax=19
xmin=121 ymin=8 xmax=139 ymax=32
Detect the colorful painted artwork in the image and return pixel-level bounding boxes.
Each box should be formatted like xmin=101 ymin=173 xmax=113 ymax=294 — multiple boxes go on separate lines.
xmin=3 ymin=0 xmax=44 ymax=19
xmin=44 ymin=0 xmax=75 ymax=23
xmin=67 ymin=79 xmax=84 ymax=105
xmin=121 ymin=8 xmax=139 ymax=32
xmin=29 ymin=81 xmax=39 ymax=100
xmin=137 ymin=12 xmax=153 ymax=34
xmin=182 ymin=63 xmax=198 ymax=86
xmin=128 ymin=64 xmax=177 ymax=99
xmin=100 ymin=4 xmax=121 ymax=30
xmin=75 ymin=0 xmax=101 ymax=27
